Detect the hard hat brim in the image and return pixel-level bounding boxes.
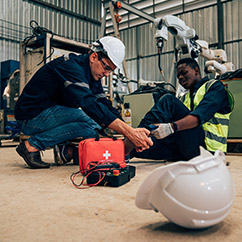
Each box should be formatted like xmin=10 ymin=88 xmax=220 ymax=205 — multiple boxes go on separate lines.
xmin=135 ymin=162 xmax=185 ymax=210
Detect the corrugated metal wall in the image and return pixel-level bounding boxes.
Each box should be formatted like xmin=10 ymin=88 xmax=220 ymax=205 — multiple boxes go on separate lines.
xmin=120 ymin=0 xmax=242 ymax=89
xmin=0 ymin=0 xmax=101 ymax=62
xmin=223 ymin=0 xmax=242 ymax=70
xmin=1 ymin=0 xmax=241 ymax=86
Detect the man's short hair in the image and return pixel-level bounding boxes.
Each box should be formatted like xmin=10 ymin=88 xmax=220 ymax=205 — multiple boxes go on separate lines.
xmin=177 ymin=58 xmax=200 ymax=73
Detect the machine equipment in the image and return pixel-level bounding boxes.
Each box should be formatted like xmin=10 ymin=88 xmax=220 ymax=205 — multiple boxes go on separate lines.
xmin=153 ymin=15 xmax=235 ymax=76
xmin=19 ymin=22 xmax=90 ymax=94
xmin=0 ymin=60 xmax=20 ymax=145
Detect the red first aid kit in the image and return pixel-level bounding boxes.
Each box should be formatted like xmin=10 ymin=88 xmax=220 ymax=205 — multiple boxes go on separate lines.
xmin=78 ymin=137 xmax=126 ymax=174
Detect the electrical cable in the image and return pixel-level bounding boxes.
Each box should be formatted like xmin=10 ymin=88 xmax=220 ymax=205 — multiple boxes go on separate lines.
xmin=70 ymin=161 xmax=122 ymax=189
xmin=23 ymin=20 xmax=55 ymax=65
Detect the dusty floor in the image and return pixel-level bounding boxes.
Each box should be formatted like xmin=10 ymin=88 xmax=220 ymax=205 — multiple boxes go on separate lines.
xmin=0 ymin=140 xmax=242 ymax=242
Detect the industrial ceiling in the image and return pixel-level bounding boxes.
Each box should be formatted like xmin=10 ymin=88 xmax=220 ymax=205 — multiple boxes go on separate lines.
xmin=104 ymin=0 xmax=228 ymax=33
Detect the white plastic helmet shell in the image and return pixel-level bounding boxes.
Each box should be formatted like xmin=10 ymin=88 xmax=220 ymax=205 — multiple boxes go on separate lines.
xmin=135 ymin=147 xmax=235 ymax=229
xmin=91 ymin=36 xmax=125 ymax=69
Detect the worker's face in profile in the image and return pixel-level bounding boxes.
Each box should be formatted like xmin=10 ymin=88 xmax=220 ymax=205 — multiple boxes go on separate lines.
xmin=176 ymin=63 xmax=200 ymax=89
xmin=89 ymin=52 xmax=116 ymax=81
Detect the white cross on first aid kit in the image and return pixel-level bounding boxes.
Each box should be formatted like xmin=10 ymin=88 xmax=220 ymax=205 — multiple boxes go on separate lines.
xmin=103 ymin=150 xmax=111 ymax=159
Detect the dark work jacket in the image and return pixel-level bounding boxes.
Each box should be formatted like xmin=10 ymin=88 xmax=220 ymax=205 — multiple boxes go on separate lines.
xmin=14 ymin=54 xmax=121 ymax=128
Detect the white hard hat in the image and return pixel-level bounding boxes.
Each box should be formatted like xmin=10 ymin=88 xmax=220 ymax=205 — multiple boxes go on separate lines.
xmin=91 ymin=36 xmax=125 ymax=69
xmin=136 ymin=147 xmax=235 ymax=229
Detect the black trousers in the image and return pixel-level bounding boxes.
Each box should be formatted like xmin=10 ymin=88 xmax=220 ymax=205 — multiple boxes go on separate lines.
xmin=131 ymin=93 xmax=206 ymax=161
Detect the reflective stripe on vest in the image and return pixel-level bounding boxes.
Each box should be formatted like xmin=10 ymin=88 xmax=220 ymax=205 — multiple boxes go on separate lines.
xmin=182 ymin=79 xmax=234 ymax=152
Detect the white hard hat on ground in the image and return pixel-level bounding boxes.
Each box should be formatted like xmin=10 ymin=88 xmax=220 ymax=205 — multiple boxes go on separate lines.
xmin=91 ymin=36 xmax=125 ymax=69
xmin=135 ymin=147 xmax=235 ymax=229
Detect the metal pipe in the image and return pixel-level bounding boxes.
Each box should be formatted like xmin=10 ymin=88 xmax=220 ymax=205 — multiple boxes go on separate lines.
xmin=136 ymin=26 xmax=140 ymax=88
xmin=111 ymin=0 xmax=155 ymax=23
xmin=217 ymin=0 xmax=224 ymax=49
xmin=23 ymin=0 xmax=101 ymax=26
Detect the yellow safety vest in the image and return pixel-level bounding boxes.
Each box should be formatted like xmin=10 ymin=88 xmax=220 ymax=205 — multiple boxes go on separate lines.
xmin=182 ymin=79 xmax=234 ymax=152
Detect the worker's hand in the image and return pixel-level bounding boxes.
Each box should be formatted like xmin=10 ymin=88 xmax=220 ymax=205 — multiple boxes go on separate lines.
xmin=108 ymin=119 xmax=153 ymax=152
xmin=150 ymin=123 xmax=174 ymax=139
xmin=126 ymin=127 xmax=153 ymax=152
xmin=124 ymin=138 xmax=135 ymax=155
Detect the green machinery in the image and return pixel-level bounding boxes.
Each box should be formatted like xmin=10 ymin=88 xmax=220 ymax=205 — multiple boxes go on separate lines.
xmin=222 ymin=79 xmax=242 ymax=139
xmin=123 ymin=93 xmax=155 ymax=128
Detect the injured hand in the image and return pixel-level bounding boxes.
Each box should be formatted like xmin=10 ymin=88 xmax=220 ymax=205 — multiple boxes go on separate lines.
xmin=150 ymin=123 xmax=175 ymax=139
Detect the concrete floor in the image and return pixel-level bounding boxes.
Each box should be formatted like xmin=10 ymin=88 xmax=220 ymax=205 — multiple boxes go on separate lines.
xmin=0 ymin=140 xmax=242 ymax=242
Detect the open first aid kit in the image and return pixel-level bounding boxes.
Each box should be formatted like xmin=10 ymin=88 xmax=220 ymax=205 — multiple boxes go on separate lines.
xmin=70 ymin=137 xmax=136 ymax=188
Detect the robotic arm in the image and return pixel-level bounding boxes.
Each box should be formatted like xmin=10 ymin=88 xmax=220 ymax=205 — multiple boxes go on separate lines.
xmin=105 ymin=2 xmax=234 ymax=78
xmin=154 ymin=15 xmax=198 ymax=59
xmin=196 ymin=40 xmax=235 ymax=75
xmin=154 ymin=15 xmax=234 ymax=76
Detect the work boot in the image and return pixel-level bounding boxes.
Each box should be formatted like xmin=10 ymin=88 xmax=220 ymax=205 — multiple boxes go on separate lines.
xmin=16 ymin=141 xmax=50 ymax=169
xmin=53 ymin=144 xmax=72 ymax=165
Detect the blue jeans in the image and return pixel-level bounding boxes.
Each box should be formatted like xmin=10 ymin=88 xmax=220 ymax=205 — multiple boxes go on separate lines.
xmin=131 ymin=93 xmax=206 ymax=161
xmin=17 ymin=105 xmax=101 ymax=150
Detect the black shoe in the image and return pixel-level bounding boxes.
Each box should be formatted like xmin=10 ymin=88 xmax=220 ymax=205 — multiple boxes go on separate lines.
xmin=16 ymin=141 xmax=50 ymax=169
xmin=53 ymin=144 xmax=72 ymax=165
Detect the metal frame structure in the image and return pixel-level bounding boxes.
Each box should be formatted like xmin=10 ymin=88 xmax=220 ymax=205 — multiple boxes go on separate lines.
xmin=101 ymin=0 xmax=157 ymax=94
xmin=19 ymin=33 xmax=90 ymax=93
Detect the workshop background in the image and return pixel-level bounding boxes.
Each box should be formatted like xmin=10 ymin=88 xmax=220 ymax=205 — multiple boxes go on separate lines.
xmin=1 ymin=0 xmax=241 ymax=85
xmin=0 ymin=0 xmax=242 ymax=138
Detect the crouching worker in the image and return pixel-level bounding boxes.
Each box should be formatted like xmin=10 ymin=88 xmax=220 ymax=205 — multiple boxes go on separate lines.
xmin=15 ymin=36 xmax=153 ymax=168
xmin=125 ymin=58 xmax=234 ymax=161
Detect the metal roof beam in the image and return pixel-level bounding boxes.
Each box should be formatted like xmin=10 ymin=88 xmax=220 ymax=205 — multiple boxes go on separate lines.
xmin=104 ymin=0 xmax=155 ymax=23
xmin=24 ymin=0 xmax=101 ymax=26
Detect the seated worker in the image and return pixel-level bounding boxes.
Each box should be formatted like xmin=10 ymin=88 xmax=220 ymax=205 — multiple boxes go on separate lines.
xmin=15 ymin=36 xmax=153 ymax=169
xmin=125 ymin=57 xmax=234 ymax=161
